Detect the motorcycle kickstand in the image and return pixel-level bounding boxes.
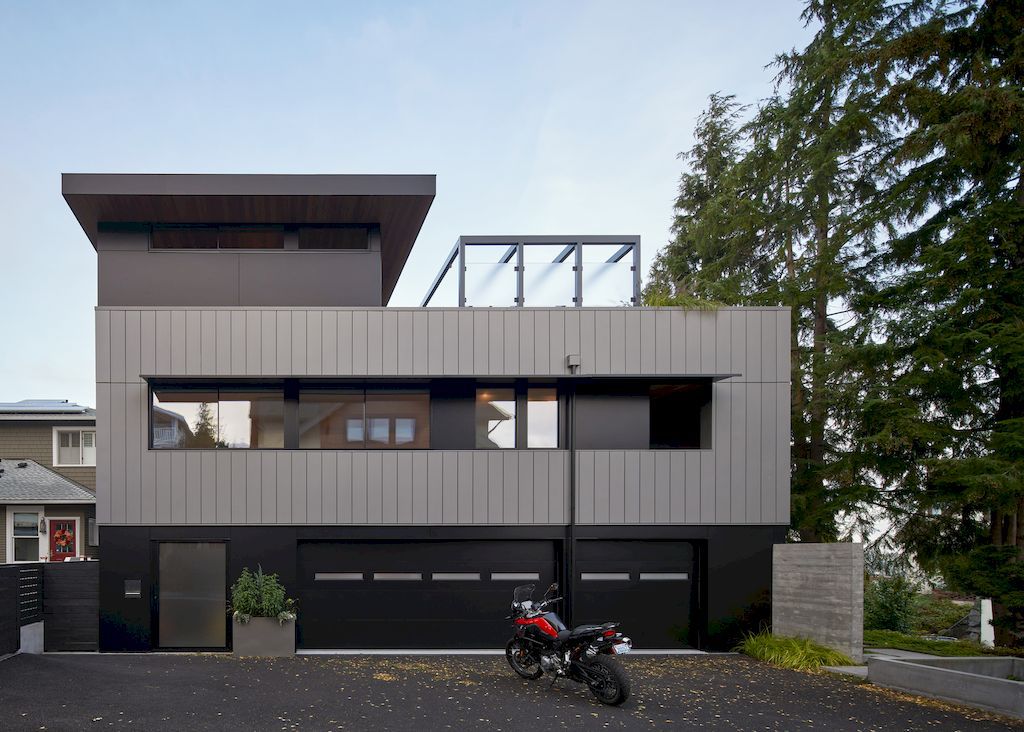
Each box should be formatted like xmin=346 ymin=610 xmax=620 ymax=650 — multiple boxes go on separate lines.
xmin=548 ymin=674 xmax=559 ymax=689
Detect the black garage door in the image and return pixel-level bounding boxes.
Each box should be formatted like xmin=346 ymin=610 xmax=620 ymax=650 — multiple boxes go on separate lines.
xmin=574 ymin=540 xmax=699 ymax=649
xmin=297 ymin=540 xmax=557 ymax=649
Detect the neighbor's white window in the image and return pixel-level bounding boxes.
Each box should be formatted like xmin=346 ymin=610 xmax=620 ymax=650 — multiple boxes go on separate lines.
xmin=53 ymin=428 xmax=97 ymax=466
xmin=12 ymin=511 xmax=41 ymax=562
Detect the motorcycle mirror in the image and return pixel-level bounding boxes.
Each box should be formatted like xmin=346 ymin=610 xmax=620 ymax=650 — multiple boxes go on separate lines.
xmin=545 ymin=582 xmax=559 ymax=598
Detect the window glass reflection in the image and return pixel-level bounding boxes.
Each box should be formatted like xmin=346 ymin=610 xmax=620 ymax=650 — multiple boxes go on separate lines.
xmin=218 ymin=390 xmax=284 ymax=448
xmin=298 ymin=392 xmax=364 ymax=448
xmin=13 ymin=511 xmax=40 ymax=562
xmin=527 ymin=388 xmax=558 ymax=448
xmin=368 ymin=417 xmax=390 ymax=445
xmin=152 ymin=390 xmax=220 ymax=448
xmin=152 ymin=389 xmax=283 ymax=449
xmin=298 ymin=390 xmax=430 ymax=449
xmin=476 ymin=388 xmax=516 ymax=448
xmin=365 ymin=393 xmax=430 ymax=449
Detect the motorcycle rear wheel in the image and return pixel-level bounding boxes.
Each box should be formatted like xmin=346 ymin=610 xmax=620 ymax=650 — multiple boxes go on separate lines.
xmin=505 ymin=639 xmax=543 ymax=680
xmin=587 ymin=655 xmax=631 ymax=706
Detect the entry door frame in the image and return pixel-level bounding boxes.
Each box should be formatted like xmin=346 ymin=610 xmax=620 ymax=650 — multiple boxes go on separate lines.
xmin=150 ymin=538 xmax=231 ymax=651
xmin=46 ymin=516 xmax=80 ymax=561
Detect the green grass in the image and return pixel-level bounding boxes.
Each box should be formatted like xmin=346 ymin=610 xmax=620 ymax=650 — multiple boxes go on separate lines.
xmin=735 ymin=631 xmax=856 ymax=670
xmin=864 ymin=629 xmax=1020 ymax=657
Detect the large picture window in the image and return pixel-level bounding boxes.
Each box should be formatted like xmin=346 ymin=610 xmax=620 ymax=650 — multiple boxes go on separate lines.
xmin=476 ymin=385 xmax=560 ymax=449
xmin=151 ymin=380 xmax=560 ymax=451
xmin=476 ymin=388 xmax=516 ymax=448
xmin=298 ymin=389 xmax=429 ymax=449
xmin=526 ymin=388 xmax=558 ymax=448
xmin=298 ymin=391 xmax=364 ymax=449
xmin=151 ymin=388 xmax=284 ymax=449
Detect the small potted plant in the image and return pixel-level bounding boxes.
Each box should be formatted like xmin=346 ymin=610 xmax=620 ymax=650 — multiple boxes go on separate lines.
xmin=229 ymin=565 xmax=297 ymax=656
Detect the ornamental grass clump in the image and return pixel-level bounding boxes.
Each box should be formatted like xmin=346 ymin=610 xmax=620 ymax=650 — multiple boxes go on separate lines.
xmin=736 ymin=631 xmax=855 ymax=670
xmin=230 ymin=565 xmax=297 ymax=625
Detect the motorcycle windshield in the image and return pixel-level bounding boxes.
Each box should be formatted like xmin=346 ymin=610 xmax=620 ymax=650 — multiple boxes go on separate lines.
xmin=512 ymin=584 xmax=535 ymax=604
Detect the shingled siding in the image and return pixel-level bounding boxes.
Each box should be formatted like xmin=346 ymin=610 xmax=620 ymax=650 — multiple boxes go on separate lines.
xmin=0 ymin=423 xmax=97 ymax=490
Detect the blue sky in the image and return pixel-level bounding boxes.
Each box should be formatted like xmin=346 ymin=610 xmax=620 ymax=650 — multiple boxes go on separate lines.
xmin=0 ymin=1 xmax=810 ymax=407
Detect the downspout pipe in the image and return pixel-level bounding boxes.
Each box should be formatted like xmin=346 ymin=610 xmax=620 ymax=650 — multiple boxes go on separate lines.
xmin=565 ymin=356 xmax=580 ymax=625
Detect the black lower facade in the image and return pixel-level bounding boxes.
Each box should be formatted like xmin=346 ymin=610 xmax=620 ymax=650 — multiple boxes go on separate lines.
xmin=98 ymin=524 xmax=785 ymax=653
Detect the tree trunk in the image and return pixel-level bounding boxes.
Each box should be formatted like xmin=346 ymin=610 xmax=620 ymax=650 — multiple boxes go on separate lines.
xmin=992 ymin=509 xmax=1004 ymax=545
xmin=784 ymin=206 xmax=808 ymax=540
xmin=1017 ymin=497 xmax=1024 ymax=559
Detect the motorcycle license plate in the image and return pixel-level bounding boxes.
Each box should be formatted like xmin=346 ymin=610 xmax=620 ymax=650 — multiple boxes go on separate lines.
xmin=612 ymin=643 xmax=631 ymax=655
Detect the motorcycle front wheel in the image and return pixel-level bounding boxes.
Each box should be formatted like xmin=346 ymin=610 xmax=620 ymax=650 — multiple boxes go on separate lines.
xmin=505 ymin=638 xmax=543 ymax=680
xmin=587 ymin=655 xmax=631 ymax=706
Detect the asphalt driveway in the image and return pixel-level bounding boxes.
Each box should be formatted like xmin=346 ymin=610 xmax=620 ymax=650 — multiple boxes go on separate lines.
xmin=0 ymin=653 xmax=1018 ymax=731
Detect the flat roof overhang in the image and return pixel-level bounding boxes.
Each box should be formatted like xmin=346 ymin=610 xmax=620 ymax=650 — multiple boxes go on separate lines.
xmin=62 ymin=173 xmax=436 ymax=304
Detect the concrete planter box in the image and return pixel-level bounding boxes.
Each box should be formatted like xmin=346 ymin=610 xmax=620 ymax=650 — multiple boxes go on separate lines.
xmin=868 ymin=656 xmax=1024 ymax=719
xmin=232 ymin=618 xmax=295 ymax=657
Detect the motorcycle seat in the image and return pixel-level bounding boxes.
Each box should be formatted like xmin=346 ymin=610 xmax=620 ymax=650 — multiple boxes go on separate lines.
xmin=555 ymin=622 xmax=620 ymax=643
xmin=568 ymin=624 xmax=604 ymax=638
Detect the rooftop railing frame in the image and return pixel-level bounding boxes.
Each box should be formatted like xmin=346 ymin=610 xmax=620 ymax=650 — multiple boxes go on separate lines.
xmin=421 ymin=235 xmax=641 ymax=308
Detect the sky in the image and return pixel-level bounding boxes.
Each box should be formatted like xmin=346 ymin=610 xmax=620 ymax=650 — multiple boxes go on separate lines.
xmin=0 ymin=1 xmax=811 ymax=408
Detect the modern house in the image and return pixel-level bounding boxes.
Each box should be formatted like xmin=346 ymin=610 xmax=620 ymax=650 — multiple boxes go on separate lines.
xmin=0 ymin=400 xmax=98 ymax=563
xmin=64 ymin=173 xmax=790 ymax=652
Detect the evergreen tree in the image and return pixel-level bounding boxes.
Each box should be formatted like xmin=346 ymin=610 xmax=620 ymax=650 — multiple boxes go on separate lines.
xmin=646 ymin=93 xmax=766 ymax=306
xmin=192 ymin=401 xmax=218 ymax=448
xmin=649 ymin=0 xmax=887 ymax=541
xmin=854 ymin=0 xmax=1024 ymax=640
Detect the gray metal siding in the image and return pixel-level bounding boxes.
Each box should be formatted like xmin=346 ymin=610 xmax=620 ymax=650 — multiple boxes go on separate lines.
xmin=574 ymin=381 xmax=788 ymax=523
xmin=97 ymin=306 xmax=789 ymax=381
xmin=97 ymin=250 xmax=384 ymax=308
xmin=96 ymin=306 xmax=790 ymax=526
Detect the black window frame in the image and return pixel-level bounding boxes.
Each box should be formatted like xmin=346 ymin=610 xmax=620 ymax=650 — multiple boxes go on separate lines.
xmin=148 ymin=224 xmax=374 ymax=251
xmin=149 ymin=380 xmax=434 ymax=451
xmin=474 ymin=380 xmax=563 ymax=450
xmin=648 ymin=381 xmax=713 ymax=450
xmin=149 ymin=383 xmax=286 ymax=450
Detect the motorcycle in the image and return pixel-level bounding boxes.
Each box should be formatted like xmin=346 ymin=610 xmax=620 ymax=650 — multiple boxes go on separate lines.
xmin=504 ymin=583 xmax=632 ymax=706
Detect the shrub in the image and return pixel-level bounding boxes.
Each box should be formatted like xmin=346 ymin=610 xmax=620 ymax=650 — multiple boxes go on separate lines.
xmin=863 ymin=629 xmax=1020 ymax=657
xmin=864 ymin=574 xmax=915 ymax=633
xmin=912 ymin=594 xmax=970 ymax=635
xmin=735 ymin=631 xmax=855 ymax=670
xmin=230 ymin=565 xmax=297 ymax=625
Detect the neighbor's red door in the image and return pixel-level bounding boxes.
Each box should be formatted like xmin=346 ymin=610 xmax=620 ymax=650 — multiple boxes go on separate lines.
xmin=49 ymin=520 xmax=77 ymax=561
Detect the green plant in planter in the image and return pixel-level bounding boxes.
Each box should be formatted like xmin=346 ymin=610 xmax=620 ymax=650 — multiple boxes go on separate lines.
xmin=229 ymin=565 xmax=297 ymax=625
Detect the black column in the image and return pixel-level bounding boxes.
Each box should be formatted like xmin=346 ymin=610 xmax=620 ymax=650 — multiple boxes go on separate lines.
xmin=283 ymin=379 xmax=299 ymax=449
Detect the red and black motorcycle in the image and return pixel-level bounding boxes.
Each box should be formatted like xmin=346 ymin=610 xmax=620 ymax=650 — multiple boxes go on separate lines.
xmin=504 ymin=583 xmax=632 ymax=706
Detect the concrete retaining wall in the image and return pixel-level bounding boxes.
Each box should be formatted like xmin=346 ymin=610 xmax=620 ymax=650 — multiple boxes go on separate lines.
xmin=772 ymin=542 xmax=863 ymax=662
xmin=868 ymin=656 xmax=1024 ymax=719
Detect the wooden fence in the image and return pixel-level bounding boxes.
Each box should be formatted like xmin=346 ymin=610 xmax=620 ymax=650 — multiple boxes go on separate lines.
xmin=0 ymin=561 xmax=99 ymax=654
